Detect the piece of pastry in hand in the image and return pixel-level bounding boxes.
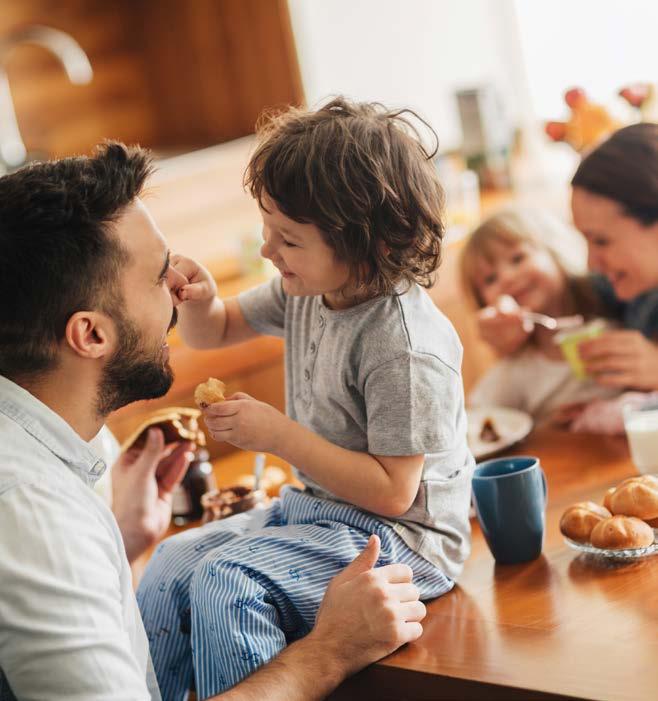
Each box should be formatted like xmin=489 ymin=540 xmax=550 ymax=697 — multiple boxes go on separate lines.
xmin=590 ymin=515 xmax=655 ymax=550
xmin=120 ymin=407 xmax=203 ymax=452
xmin=559 ymin=501 xmax=611 ymax=543
xmin=479 ymin=417 xmax=500 ymax=443
xmin=609 ymin=474 xmax=658 ymax=521
xmin=194 ymin=377 xmax=226 ymax=408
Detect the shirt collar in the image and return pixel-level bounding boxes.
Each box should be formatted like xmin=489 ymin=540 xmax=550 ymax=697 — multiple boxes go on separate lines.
xmin=0 ymin=375 xmax=107 ymax=486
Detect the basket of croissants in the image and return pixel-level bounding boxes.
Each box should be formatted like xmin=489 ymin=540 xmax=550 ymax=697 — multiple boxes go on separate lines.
xmin=560 ymin=474 xmax=658 ymax=551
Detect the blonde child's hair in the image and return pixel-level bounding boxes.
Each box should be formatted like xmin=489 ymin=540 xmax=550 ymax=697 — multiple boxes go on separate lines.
xmin=459 ymin=209 xmax=589 ymax=308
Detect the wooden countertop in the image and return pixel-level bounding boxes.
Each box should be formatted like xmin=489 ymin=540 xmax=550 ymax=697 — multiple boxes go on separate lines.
xmin=330 ymin=429 xmax=658 ymax=701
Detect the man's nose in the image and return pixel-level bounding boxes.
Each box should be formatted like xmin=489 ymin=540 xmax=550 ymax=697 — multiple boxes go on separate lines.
xmin=167 ymin=265 xmax=188 ymax=305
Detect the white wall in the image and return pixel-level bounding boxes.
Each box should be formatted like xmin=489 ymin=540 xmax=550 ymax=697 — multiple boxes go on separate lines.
xmin=287 ymin=0 xmax=528 ymax=152
xmin=515 ymin=0 xmax=658 ymax=121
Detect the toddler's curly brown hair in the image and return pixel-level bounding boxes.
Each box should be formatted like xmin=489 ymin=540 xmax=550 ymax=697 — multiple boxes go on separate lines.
xmin=244 ymin=96 xmax=445 ymax=296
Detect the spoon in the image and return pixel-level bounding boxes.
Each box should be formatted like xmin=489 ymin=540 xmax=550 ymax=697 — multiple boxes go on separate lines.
xmin=521 ymin=311 xmax=584 ymax=331
xmin=492 ymin=295 xmax=584 ymax=332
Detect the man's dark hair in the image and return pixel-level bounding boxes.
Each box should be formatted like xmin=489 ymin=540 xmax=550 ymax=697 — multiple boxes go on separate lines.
xmin=0 ymin=141 xmax=153 ymax=378
xmin=245 ymin=96 xmax=445 ymax=296
xmin=572 ymin=123 xmax=658 ymax=226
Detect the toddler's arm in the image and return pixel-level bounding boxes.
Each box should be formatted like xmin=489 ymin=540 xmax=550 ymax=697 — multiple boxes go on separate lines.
xmin=201 ymin=394 xmax=424 ymax=518
xmin=172 ymin=254 xmax=260 ymax=349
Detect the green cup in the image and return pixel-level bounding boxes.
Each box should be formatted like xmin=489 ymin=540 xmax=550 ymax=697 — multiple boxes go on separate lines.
xmin=555 ymin=320 xmax=606 ymax=379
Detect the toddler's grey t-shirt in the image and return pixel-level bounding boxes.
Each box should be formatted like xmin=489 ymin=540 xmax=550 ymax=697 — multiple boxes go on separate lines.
xmin=238 ymin=277 xmax=474 ymax=579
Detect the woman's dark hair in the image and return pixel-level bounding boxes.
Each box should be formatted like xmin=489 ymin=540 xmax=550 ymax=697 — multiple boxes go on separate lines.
xmin=244 ymin=96 xmax=445 ymax=295
xmin=572 ymin=123 xmax=658 ymax=225
xmin=0 ymin=141 xmax=153 ymax=378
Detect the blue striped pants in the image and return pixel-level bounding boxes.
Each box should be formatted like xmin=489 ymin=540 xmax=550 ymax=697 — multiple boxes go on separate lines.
xmin=137 ymin=487 xmax=453 ymax=700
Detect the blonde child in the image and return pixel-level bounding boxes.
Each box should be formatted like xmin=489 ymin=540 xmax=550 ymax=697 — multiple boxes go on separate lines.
xmin=137 ymin=98 xmax=474 ymax=700
xmin=460 ymin=209 xmax=620 ymax=425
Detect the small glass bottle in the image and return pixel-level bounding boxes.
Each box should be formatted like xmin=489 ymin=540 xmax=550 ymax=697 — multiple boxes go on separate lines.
xmin=172 ymin=439 xmax=217 ymax=525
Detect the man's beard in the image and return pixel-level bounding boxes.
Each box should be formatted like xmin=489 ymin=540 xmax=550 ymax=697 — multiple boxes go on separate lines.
xmin=96 ymin=308 xmax=176 ymax=416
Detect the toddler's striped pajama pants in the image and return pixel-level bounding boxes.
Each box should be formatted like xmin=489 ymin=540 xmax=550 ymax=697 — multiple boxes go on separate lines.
xmin=137 ymin=487 xmax=452 ymax=700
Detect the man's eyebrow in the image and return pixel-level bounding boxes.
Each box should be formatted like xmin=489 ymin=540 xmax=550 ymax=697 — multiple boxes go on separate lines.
xmin=157 ymin=250 xmax=171 ymax=281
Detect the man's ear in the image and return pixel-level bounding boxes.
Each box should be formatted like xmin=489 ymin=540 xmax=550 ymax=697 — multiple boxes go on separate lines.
xmin=64 ymin=311 xmax=116 ymax=360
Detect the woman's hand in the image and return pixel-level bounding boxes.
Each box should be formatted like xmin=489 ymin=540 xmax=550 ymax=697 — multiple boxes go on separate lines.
xmin=171 ymin=253 xmax=217 ymax=304
xmin=579 ymin=331 xmax=658 ymax=390
xmin=201 ymin=392 xmax=290 ymax=453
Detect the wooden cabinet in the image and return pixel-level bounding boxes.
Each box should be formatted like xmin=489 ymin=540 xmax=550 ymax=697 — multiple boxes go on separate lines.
xmin=0 ymin=0 xmax=303 ymax=158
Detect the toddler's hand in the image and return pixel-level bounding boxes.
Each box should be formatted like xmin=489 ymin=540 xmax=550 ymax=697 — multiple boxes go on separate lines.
xmin=171 ymin=253 xmax=217 ymax=304
xmin=201 ymin=392 xmax=289 ymax=453
xmin=477 ymin=295 xmax=531 ymax=356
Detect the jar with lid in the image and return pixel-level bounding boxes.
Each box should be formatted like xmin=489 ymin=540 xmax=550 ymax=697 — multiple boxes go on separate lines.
xmin=172 ymin=438 xmax=217 ymax=525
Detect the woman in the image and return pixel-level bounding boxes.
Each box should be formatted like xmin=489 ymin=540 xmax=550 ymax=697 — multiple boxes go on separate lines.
xmin=477 ymin=124 xmax=658 ymax=429
xmin=571 ymin=123 xmax=658 ymax=390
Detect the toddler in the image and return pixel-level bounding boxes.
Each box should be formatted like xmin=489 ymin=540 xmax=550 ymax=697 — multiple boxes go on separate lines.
xmin=460 ymin=209 xmax=620 ymax=425
xmin=137 ymin=97 xmax=474 ymax=700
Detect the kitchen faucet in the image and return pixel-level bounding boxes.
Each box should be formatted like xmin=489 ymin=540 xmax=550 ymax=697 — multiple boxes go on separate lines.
xmin=0 ymin=25 xmax=92 ymax=174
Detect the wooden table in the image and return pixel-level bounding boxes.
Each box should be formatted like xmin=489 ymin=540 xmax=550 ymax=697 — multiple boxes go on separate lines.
xmin=330 ymin=429 xmax=658 ymax=701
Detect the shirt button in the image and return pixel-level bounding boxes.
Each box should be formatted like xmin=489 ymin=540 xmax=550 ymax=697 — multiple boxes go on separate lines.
xmin=310 ymin=342 xmax=316 ymax=353
xmin=304 ymin=369 xmax=311 ymax=381
xmin=90 ymin=459 xmax=106 ymax=476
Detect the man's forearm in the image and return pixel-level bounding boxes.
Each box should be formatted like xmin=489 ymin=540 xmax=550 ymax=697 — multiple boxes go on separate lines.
xmin=177 ymin=297 xmax=227 ymax=349
xmin=210 ymin=632 xmax=347 ymax=701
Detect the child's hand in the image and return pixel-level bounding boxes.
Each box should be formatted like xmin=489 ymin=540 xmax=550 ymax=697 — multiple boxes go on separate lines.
xmin=566 ymin=392 xmax=649 ymax=435
xmin=171 ymin=254 xmax=217 ymax=304
xmin=579 ymin=330 xmax=658 ymax=390
xmin=477 ymin=295 xmax=531 ymax=356
xmin=548 ymin=402 xmax=587 ymax=428
xmin=200 ymin=392 xmax=289 ymax=453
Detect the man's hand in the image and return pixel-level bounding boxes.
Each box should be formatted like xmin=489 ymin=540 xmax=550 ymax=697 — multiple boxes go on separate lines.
xmin=309 ymin=534 xmax=426 ymax=677
xmin=477 ymin=297 xmax=532 ymax=357
xmin=171 ymin=253 xmax=217 ymax=304
xmin=580 ymin=330 xmax=658 ymax=390
xmin=206 ymin=536 xmax=425 ymax=701
xmin=111 ymin=428 xmax=193 ymax=563
xmin=201 ymin=392 xmax=289 ymax=453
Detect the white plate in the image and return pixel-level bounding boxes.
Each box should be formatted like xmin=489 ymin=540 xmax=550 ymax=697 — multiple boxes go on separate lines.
xmin=467 ymin=406 xmax=534 ymax=461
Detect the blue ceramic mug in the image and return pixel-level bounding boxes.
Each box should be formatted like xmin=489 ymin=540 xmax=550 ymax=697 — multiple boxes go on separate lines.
xmin=472 ymin=456 xmax=547 ymax=565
